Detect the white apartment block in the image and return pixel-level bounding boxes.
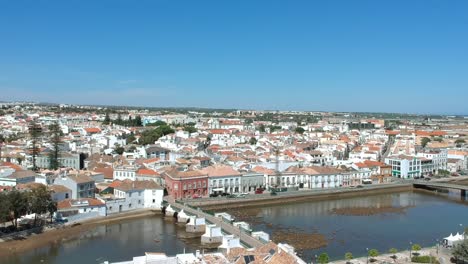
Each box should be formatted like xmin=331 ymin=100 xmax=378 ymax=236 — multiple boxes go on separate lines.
xmin=385 ymin=155 xmax=421 ymax=179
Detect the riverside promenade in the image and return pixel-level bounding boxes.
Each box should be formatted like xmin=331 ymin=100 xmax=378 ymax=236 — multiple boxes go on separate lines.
xmin=185 ymin=183 xmax=413 ymax=210
xmin=169 ymin=201 xmax=265 ymax=248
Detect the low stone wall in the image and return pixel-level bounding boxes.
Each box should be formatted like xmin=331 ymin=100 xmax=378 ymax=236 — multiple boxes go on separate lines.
xmin=198 ymin=184 xmax=413 ymax=210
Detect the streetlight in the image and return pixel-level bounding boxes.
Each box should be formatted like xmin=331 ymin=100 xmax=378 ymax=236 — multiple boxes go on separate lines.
xmin=436 ymin=239 xmax=439 ymax=255
xmin=366 ymin=247 xmax=369 ymax=264
xmin=409 ymin=242 xmax=413 ymax=260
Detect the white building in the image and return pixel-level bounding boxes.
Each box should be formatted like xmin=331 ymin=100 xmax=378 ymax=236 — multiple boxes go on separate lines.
xmin=385 ymin=155 xmax=422 ymax=179
xmin=113 ymin=165 xmax=138 ymax=181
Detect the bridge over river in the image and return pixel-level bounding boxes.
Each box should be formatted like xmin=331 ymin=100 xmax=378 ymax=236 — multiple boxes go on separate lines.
xmin=169 ymin=202 xmax=266 ymax=248
xmin=413 ymin=181 xmax=468 ymax=199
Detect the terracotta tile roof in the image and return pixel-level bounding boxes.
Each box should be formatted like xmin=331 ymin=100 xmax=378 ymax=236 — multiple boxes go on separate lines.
xmin=68 ymin=174 xmax=95 ymax=184
xmin=251 ymin=166 xmax=276 ymax=175
xmin=93 ymin=167 xmax=114 ymax=179
xmin=108 ymin=180 xmax=123 ymax=188
xmin=49 ymin=184 xmax=71 ymax=193
xmin=9 ymin=170 xmax=36 ymax=179
xmin=164 ymin=167 xmax=207 ymax=179
xmin=201 ymin=165 xmax=241 ymax=177
xmin=137 ymin=168 xmax=160 ymax=176
xmin=1 ymin=162 xmax=23 ymax=171
xmin=115 ymin=180 xmax=163 ymax=191
xmin=84 ymin=127 xmax=101 ymax=133
xmin=57 ymin=198 xmax=105 ymax=209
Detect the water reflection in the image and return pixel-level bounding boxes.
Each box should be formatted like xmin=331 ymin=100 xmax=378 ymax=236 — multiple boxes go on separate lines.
xmin=230 ymin=191 xmax=468 ymax=261
xmin=5 ymin=216 xmax=205 ymax=264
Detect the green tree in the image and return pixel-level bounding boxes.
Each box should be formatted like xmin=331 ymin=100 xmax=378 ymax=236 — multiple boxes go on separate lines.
xmin=295 ymin=127 xmax=305 ymax=134
xmin=249 ymin=137 xmax=257 ymax=145
xmin=368 ymin=249 xmax=379 ymax=258
xmin=421 ymin=137 xmax=431 ymax=148
xmin=47 ymin=198 xmax=57 ymax=223
xmin=452 ymin=239 xmax=468 ymax=262
xmin=345 ymin=252 xmax=353 ymax=261
xmin=115 ymin=146 xmax=125 ymax=155
xmin=8 ymin=190 xmax=29 ymax=228
xmin=126 ymin=133 xmax=136 ymax=144
xmin=134 ymin=115 xmax=142 ymax=126
xmin=116 ymin=113 xmax=123 ymax=125
xmin=28 ymin=185 xmax=54 ymax=226
xmin=259 ymin=124 xmax=266 ymax=133
xmin=318 ymin=253 xmax=329 ymax=264
xmin=455 ymin=139 xmax=466 ymax=144
xmin=0 ymin=192 xmax=12 ymax=224
xmin=183 ymin=125 xmax=197 ymax=134
xmin=389 ymin=248 xmax=398 ymax=259
xmin=139 ymin=125 xmax=175 ymax=145
xmin=433 ymin=137 xmax=443 ymax=142
xmin=48 ymin=121 xmax=62 ymax=170
xmin=146 ymin=120 xmax=167 ymax=127
xmin=411 ymin=244 xmax=422 ymax=252
xmin=29 ymin=122 xmax=42 ymax=171
xmin=103 ymin=112 xmax=111 ymax=125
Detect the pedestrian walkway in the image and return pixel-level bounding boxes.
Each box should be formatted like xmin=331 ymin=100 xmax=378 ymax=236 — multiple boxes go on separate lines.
xmin=169 ymin=202 xmax=265 ymax=248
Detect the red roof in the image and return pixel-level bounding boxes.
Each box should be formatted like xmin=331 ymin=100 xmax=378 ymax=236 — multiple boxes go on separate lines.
xmin=57 ymin=198 xmax=105 ymax=209
xmin=93 ymin=167 xmax=114 ymax=179
xmin=1 ymin=162 xmax=23 ymax=171
xmin=109 ymin=180 xmax=123 ymax=188
xmin=137 ymin=168 xmax=159 ymax=176
xmin=209 ymin=129 xmax=229 ymax=134
xmin=84 ymin=128 xmax=101 ymax=133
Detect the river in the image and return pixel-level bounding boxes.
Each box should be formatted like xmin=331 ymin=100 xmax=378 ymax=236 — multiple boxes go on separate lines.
xmin=5 ymin=190 xmax=468 ymax=263
xmin=228 ymin=190 xmax=468 ymax=261
xmin=4 ymin=216 xmax=204 ymax=264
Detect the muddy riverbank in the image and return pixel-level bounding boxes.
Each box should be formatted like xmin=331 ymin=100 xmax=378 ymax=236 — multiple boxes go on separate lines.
xmin=0 ymin=209 xmax=160 ymax=258
xmin=329 ymin=205 xmax=413 ymax=216
xmin=200 ymin=184 xmax=413 ymax=210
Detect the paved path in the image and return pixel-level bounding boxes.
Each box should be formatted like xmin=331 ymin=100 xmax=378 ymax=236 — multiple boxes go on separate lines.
xmin=170 ymin=202 xmax=265 ymax=248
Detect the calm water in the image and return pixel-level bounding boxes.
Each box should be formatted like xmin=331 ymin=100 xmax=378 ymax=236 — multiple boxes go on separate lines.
xmin=5 ymin=216 xmax=203 ymax=264
xmin=229 ymin=191 xmax=468 ymax=261
xmin=5 ymin=191 xmax=468 ymax=263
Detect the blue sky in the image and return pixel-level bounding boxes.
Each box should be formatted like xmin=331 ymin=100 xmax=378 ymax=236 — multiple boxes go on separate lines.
xmin=1 ymin=0 xmax=467 ymax=114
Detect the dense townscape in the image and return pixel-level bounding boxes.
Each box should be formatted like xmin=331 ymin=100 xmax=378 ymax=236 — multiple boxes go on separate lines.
xmin=0 ymin=102 xmax=467 ymax=263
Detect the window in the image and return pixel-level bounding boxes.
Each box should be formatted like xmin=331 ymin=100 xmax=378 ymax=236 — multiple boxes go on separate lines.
xmin=129 ymin=203 xmax=132 ymax=208
xmin=138 ymin=200 xmax=141 ymax=204
xmin=152 ymin=199 xmax=155 ymax=203
xmin=65 ymin=193 xmax=69 ymax=199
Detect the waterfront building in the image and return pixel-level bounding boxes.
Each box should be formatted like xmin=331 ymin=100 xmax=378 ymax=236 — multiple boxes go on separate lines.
xmin=163 ymin=167 xmax=208 ymax=199
xmin=240 ymin=172 xmax=264 ymax=192
xmin=385 ymin=155 xmax=422 ymax=178
xmin=54 ymin=173 xmax=96 ymax=199
xmin=203 ymin=164 xmax=242 ymax=194
xmin=56 ymin=198 xmax=106 ymax=222
xmin=417 ymin=149 xmax=448 ymax=176
xmin=107 ymin=180 xmax=164 ymax=213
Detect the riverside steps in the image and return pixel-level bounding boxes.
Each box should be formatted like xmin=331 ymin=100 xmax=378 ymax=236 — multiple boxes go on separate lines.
xmin=169 ymin=201 xmax=266 ymax=248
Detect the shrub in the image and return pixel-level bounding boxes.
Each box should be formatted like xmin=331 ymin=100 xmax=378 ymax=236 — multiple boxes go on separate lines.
xmin=318 ymin=253 xmax=329 ymax=264
xmin=411 ymin=255 xmax=438 ymax=263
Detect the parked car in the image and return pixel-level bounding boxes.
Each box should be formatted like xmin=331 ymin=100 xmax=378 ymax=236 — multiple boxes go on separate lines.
xmin=356 ymin=185 xmax=364 ymax=188
xmin=192 ymin=194 xmax=202 ymax=199
xmin=255 ymin=188 xmax=264 ymax=194
xmin=424 ymin=177 xmax=431 ymax=181
xmin=209 ymin=193 xmax=218 ymax=198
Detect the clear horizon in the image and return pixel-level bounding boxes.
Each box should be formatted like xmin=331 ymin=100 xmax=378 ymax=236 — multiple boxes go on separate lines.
xmin=1 ymin=0 xmax=467 ymax=115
